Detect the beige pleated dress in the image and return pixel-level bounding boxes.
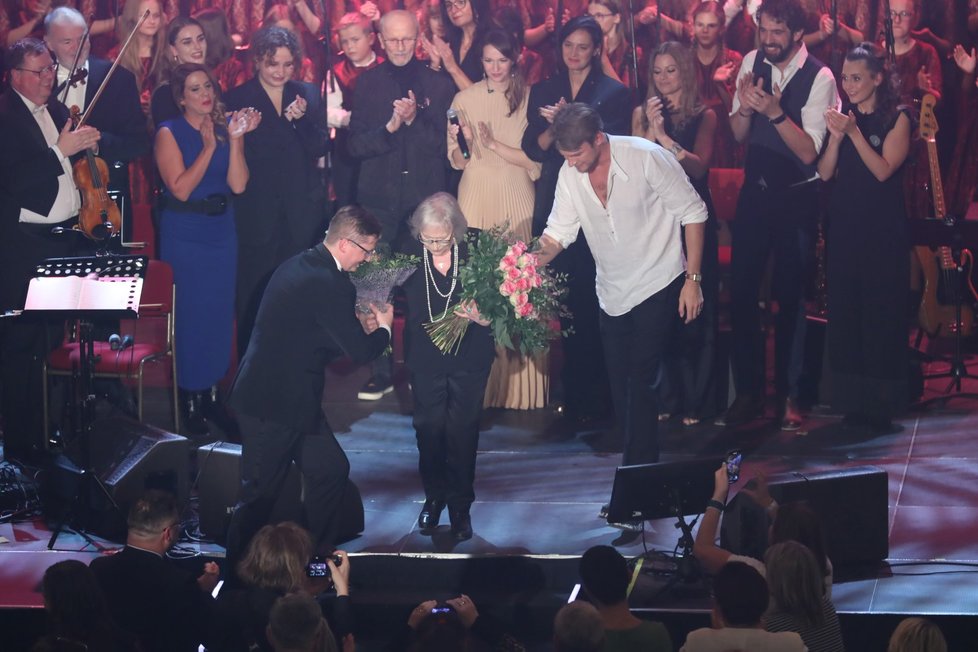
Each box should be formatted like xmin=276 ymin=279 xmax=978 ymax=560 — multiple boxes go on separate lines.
xmin=448 ymin=81 xmax=548 ymax=410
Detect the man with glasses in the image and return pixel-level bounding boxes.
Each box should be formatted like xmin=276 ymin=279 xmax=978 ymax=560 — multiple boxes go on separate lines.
xmin=90 ymin=490 xmax=222 ymax=652
xmin=348 ymin=9 xmax=454 ymax=401
xmin=226 ymin=206 xmax=393 ymax=568
xmin=0 ymin=37 xmax=101 ymax=463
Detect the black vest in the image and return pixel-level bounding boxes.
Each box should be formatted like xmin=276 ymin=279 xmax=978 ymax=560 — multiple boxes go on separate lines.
xmin=744 ymin=50 xmax=827 ymax=189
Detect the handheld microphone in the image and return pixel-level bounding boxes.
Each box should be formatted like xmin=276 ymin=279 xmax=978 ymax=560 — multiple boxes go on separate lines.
xmin=447 ymin=108 xmax=469 ymax=159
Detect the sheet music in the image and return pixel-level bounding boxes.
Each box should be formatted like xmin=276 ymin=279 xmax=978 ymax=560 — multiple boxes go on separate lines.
xmin=25 ymin=275 xmax=143 ymax=313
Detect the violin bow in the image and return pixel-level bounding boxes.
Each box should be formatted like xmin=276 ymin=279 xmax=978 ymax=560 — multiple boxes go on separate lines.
xmin=76 ymin=8 xmax=151 ymax=128
xmin=60 ymin=22 xmax=92 ymax=106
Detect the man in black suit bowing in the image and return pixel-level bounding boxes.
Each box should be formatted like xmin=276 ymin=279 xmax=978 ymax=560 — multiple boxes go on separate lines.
xmin=226 ymin=205 xmax=393 ymax=563
xmin=45 ymin=7 xmax=149 ymax=232
xmin=0 ymin=37 xmax=100 ymax=462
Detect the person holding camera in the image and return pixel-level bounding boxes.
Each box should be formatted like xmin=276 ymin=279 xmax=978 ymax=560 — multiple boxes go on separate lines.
xmin=216 ymin=522 xmax=352 ymax=652
xmin=390 ymin=594 xmax=524 ymax=651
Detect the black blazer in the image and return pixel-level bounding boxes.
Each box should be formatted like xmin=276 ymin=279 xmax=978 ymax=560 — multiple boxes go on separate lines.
xmin=229 ymin=243 xmax=390 ymax=432
xmin=347 ymin=58 xmax=455 ymax=213
xmin=89 ymin=546 xmax=219 ymax=652
xmin=224 ymin=78 xmax=328 ymax=248
xmin=522 ymin=67 xmax=633 ymax=233
xmin=82 ymin=58 xmax=149 ymax=169
xmin=0 ymin=91 xmax=73 ymax=309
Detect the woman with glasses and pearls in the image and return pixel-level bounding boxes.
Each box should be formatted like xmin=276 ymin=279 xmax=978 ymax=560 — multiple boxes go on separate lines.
xmin=403 ymin=193 xmax=494 ymax=542
xmin=449 ymin=28 xmax=545 ymax=410
xmin=633 ymin=41 xmax=719 ymax=427
xmin=817 ymin=42 xmax=911 ymax=431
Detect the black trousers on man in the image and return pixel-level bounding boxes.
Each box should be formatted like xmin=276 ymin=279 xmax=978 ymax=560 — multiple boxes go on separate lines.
xmin=225 ymin=414 xmax=350 ymax=563
xmin=600 ymin=275 xmax=685 ymax=466
xmin=730 ymin=183 xmax=818 ymax=401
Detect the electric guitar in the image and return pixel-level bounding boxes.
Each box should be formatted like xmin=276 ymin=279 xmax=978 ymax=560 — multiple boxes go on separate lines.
xmin=915 ymin=94 xmax=978 ymax=338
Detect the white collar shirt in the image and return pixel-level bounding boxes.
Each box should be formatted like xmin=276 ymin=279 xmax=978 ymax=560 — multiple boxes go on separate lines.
xmin=542 ymin=135 xmax=708 ymax=317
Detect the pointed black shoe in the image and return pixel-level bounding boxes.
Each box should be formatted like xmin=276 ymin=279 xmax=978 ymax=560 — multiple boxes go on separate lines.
xmin=202 ymin=385 xmax=240 ymax=439
xmin=449 ymin=508 xmax=473 ymax=542
xmin=418 ymin=499 xmax=445 ymax=531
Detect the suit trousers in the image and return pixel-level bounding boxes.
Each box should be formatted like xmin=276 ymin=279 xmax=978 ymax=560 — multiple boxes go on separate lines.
xmin=410 ymin=366 xmax=490 ymax=511
xmin=600 ymin=275 xmax=684 ymax=466
xmin=226 ymin=413 xmax=351 ymax=564
xmin=730 ymin=182 xmax=818 ymax=400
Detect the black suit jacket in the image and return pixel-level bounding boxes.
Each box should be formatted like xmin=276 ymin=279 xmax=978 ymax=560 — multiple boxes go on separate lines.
xmin=347 ymin=58 xmax=454 ymax=213
xmin=0 ymin=90 xmax=74 ymax=309
xmin=82 ymin=59 xmax=149 ymax=177
xmin=89 ymin=546 xmax=219 ymax=652
xmin=224 ymin=78 xmax=328 ymax=248
xmin=229 ymin=243 xmax=390 ymax=432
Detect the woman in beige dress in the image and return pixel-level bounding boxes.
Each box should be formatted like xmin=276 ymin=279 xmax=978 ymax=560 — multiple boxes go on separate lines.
xmin=447 ymin=27 xmax=545 ymax=410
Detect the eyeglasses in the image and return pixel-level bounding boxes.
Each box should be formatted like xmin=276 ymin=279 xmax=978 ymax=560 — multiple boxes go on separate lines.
xmin=889 ymin=10 xmax=912 ymax=20
xmin=383 ymin=36 xmax=418 ymax=49
xmin=346 ymin=238 xmax=377 ymax=257
xmin=16 ymin=64 xmax=58 ymax=77
xmin=418 ymin=235 xmax=454 ymax=245
xmin=588 ymin=11 xmax=614 ymax=19
xmin=444 ymin=0 xmax=467 ymax=9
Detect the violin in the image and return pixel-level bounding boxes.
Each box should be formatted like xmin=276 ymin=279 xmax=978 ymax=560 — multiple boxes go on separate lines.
xmin=70 ymin=105 xmax=121 ymax=241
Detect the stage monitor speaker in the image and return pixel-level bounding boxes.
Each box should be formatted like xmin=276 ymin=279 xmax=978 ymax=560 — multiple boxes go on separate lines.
xmin=41 ymin=416 xmax=189 ymax=541
xmin=767 ymin=465 xmax=888 ymax=566
xmin=196 ymin=442 xmax=364 ymax=544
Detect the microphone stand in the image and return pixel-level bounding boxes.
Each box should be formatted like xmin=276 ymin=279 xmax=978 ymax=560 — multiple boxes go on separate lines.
xmin=625 ymin=0 xmax=638 ymax=91
xmin=829 ymin=0 xmax=839 ymax=73
xmin=882 ymin=0 xmax=896 ymax=63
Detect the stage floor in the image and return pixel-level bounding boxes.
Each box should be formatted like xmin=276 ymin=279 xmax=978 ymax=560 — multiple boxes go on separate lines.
xmin=3 ymin=352 xmax=978 ymax=637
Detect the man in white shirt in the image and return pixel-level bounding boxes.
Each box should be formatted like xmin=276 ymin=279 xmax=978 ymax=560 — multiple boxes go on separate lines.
xmin=536 ymin=102 xmax=708 ymax=468
xmin=720 ymin=0 xmax=840 ymax=432
xmin=0 ymin=37 xmax=100 ymax=462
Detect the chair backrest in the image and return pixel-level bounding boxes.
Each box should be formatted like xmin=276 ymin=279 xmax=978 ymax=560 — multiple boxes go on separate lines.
xmin=708 ymin=168 xmax=746 ymax=223
xmin=139 ymin=260 xmax=174 ymax=315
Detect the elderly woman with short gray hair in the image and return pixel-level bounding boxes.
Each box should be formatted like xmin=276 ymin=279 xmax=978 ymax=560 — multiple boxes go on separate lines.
xmin=403 ymin=192 xmax=494 ymax=542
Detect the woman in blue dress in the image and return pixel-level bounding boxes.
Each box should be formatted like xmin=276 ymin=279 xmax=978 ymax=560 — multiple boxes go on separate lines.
xmin=155 ymin=63 xmax=260 ymax=435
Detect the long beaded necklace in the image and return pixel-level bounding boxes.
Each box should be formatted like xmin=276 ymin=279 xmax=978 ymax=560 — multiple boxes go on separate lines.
xmin=423 ymin=242 xmax=459 ymax=322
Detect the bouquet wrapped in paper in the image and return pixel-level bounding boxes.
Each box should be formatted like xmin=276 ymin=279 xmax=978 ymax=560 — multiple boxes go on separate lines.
xmin=350 ymin=249 xmax=419 ymax=312
xmin=425 ymin=225 xmax=570 ymax=355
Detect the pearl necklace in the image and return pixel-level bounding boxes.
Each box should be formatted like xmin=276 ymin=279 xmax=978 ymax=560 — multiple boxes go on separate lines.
xmin=423 ymin=243 xmax=459 ymax=322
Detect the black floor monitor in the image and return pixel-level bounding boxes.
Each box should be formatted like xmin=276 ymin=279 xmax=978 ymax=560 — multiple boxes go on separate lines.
xmin=607 ymin=458 xmax=718 ymax=524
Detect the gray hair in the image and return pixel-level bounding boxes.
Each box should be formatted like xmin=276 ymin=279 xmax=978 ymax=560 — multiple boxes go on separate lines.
xmin=409 ymin=192 xmax=468 ymax=242
xmin=45 ymin=6 xmax=87 ymax=32
xmin=553 ymin=601 xmax=605 ymax=652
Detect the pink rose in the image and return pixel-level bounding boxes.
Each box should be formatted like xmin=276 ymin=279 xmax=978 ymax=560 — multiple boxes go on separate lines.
xmin=499 ymin=254 xmax=518 ymax=270
xmin=516 ymin=277 xmax=530 ymax=291
xmin=523 ymin=264 xmax=537 ymax=278
xmin=500 ymin=280 xmax=517 ymax=296
xmin=532 ymin=274 xmax=542 ymax=288
xmin=515 ymin=292 xmax=529 ymax=307
xmin=518 ymin=303 xmax=535 ymax=318
xmin=506 ymin=267 xmax=521 ymax=281
xmin=512 ymin=241 xmax=527 ymax=255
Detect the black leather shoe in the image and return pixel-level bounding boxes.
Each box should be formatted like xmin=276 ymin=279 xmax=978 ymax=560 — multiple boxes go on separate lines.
xmin=450 ymin=508 xmax=473 ymax=542
xmin=202 ymin=385 xmax=240 ymax=439
xmin=418 ymin=499 xmax=445 ymax=531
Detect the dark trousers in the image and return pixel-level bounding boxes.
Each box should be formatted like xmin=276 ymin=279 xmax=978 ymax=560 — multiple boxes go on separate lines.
xmin=730 ymin=183 xmax=817 ymax=400
xmin=226 ymin=414 xmax=350 ymax=563
xmin=410 ymin=367 xmax=490 ymax=511
xmin=600 ymin=275 xmax=684 ymax=466
xmin=236 ymin=234 xmax=298 ymax=361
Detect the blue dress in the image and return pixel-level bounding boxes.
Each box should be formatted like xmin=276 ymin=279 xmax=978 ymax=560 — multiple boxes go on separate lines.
xmin=159 ymin=116 xmax=237 ymax=391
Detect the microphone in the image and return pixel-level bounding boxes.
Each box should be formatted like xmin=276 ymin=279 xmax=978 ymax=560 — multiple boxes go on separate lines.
xmin=447 ymin=108 xmax=469 ymax=159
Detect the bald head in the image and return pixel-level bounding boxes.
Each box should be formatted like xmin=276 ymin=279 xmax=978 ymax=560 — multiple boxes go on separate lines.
xmin=379 ymin=10 xmax=418 ymax=67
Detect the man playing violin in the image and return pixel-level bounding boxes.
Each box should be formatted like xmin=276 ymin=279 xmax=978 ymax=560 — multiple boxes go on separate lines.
xmin=0 ymin=37 xmax=101 ymax=463
xmin=45 ymin=7 xmax=148 ymax=242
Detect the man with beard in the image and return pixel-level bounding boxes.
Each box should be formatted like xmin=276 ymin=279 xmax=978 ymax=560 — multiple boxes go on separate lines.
xmin=719 ymin=0 xmax=839 ymax=431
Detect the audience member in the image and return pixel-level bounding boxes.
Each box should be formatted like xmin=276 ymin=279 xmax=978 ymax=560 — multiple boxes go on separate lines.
xmin=887 ymin=618 xmax=948 ymax=652
xmin=32 ymin=559 xmax=139 ymax=652
xmin=587 ymin=0 xmax=642 ymax=89
xmin=262 ymin=4 xmax=317 ymax=83
xmin=427 ymin=0 xmax=492 ymax=90
xmin=578 ymin=545 xmax=671 ymax=651
xmin=218 ymin=522 xmax=352 ymax=652
xmin=763 ymin=541 xmax=845 ymax=652
xmin=150 ymin=16 xmax=208 ymax=126
xmin=553 ymin=601 xmax=606 ymax=652
xmin=392 ymin=594 xmax=523 ymax=651
xmin=89 ymin=490 xmax=222 ymax=652
xmin=195 ymin=7 xmax=248 ymax=91
xmin=267 ymin=593 xmax=346 ymax=652
xmin=679 ymin=561 xmax=806 ymax=652
xmin=111 ymin=0 xmax=166 ymax=111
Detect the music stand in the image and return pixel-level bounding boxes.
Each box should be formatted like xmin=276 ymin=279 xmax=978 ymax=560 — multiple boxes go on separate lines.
xmin=608 ymin=458 xmax=717 ymax=592
xmin=909 ymin=218 xmax=978 ymax=402
xmin=23 ymin=255 xmax=147 ymax=548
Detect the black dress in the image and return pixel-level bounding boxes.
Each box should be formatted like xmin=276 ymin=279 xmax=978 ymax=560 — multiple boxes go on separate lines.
xmin=402 ymin=238 xmax=494 ymax=512
xmin=659 ymin=110 xmax=721 ymax=421
xmin=826 ymin=107 xmax=910 ymax=421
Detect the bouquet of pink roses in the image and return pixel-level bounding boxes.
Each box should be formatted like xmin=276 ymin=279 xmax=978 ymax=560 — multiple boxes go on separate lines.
xmin=425 ymin=225 xmax=570 ymax=355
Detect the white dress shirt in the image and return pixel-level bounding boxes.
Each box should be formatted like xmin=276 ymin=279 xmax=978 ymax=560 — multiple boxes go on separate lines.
xmin=14 ymin=90 xmax=81 ymax=224
xmin=543 ymin=135 xmax=708 ymax=317
xmin=730 ymin=43 xmax=841 ymax=156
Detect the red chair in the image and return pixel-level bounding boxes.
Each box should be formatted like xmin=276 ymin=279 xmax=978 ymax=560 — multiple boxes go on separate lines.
xmin=43 ymin=260 xmax=179 ymax=437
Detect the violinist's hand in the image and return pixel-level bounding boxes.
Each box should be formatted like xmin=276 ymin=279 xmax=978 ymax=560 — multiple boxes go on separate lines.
xmin=57 ymin=122 xmax=100 ymax=157
xmin=200 ymin=117 xmax=217 ymax=152
xmin=284 ymin=94 xmax=307 ymax=121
